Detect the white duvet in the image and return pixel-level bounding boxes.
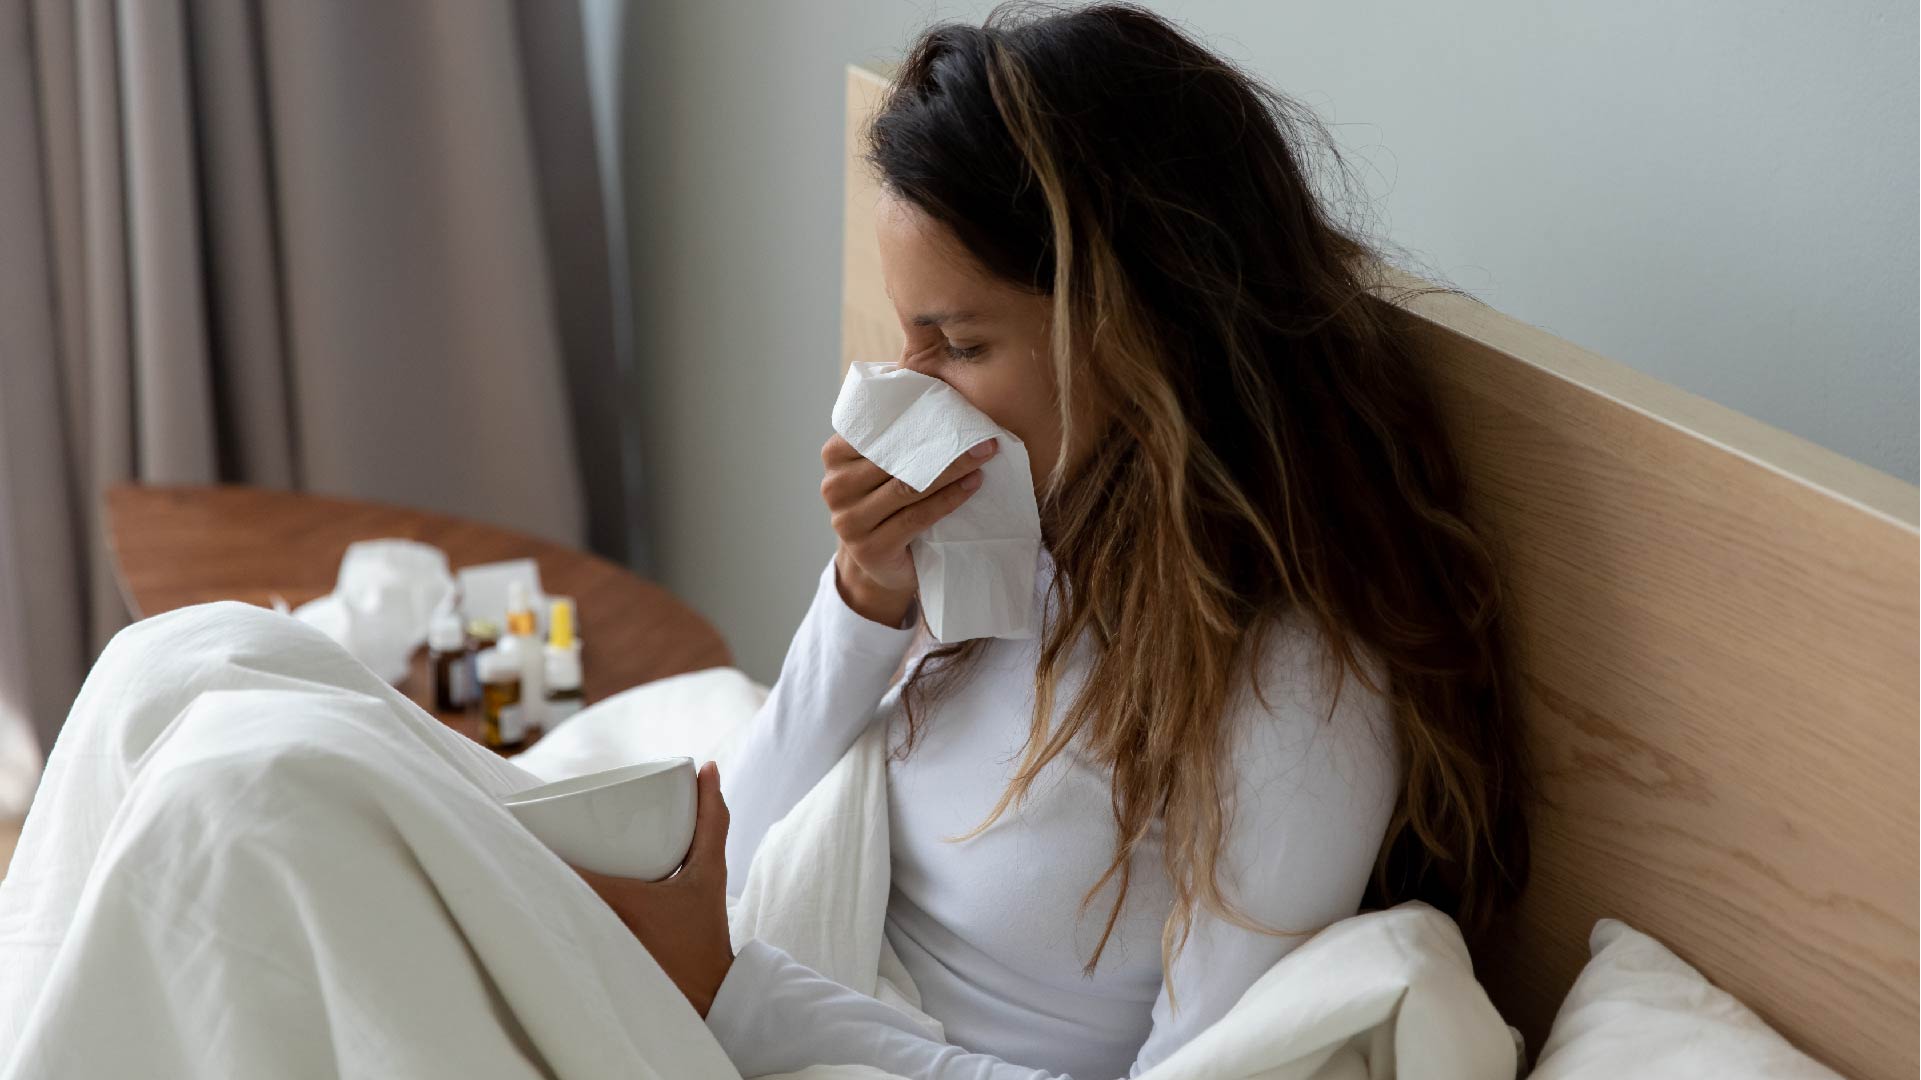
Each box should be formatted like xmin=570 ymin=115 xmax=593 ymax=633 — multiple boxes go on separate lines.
xmin=0 ymin=602 xmax=1518 ymax=1079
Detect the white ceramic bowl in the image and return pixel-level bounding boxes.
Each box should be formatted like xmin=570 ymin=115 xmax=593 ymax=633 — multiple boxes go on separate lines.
xmin=501 ymin=757 xmax=697 ymax=880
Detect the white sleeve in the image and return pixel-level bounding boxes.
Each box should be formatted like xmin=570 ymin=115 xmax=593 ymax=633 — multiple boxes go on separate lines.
xmin=706 ymin=940 xmax=1065 ymax=1080
xmin=1128 ymin=629 xmax=1401 ymax=1075
xmin=721 ymin=556 xmax=918 ymax=895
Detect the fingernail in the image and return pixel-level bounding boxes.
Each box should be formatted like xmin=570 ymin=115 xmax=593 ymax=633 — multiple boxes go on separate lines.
xmin=961 ymin=473 xmax=983 ymax=491
xmin=969 ymin=438 xmax=997 ymax=458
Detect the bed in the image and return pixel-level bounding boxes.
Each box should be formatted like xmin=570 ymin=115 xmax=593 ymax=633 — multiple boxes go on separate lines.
xmin=839 ymin=63 xmax=1918 ymax=1080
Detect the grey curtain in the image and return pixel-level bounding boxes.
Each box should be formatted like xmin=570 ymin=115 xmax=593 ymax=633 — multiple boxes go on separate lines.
xmin=0 ymin=0 xmax=645 ymax=814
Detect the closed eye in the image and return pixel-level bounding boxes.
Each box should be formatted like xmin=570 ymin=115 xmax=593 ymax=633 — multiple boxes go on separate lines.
xmin=945 ymin=342 xmax=985 ymax=361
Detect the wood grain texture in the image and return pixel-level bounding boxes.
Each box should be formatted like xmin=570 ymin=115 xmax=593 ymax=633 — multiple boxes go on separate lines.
xmin=104 ymin=485 xmax=731 ymax=749
xmin=1373 ymin=274 xmax=1919 ymax=1079
xmin=844 ymin=63 xmax=1918 ymax=1080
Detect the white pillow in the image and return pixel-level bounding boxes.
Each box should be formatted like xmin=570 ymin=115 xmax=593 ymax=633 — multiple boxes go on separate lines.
xmin=1528 ymin=919 xmax=1842 ymax=1079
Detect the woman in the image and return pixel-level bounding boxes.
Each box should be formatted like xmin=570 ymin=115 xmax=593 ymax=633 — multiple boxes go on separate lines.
xmin=585 ymin=4 xmax=1530 ymax=1078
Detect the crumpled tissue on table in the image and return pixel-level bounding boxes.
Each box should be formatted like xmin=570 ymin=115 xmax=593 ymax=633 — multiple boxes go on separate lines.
xmin=292 ymin=542 xmax=556 ymax=687
xmin=830 ymin=361 xmax=1042 ymax=642
xmin=292 ymin=539 xmax=455 ymax=684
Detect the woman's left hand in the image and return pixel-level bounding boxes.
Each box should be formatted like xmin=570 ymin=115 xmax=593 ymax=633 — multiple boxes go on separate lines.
xmin=571 ymin=760 xmax=736 ymax=1017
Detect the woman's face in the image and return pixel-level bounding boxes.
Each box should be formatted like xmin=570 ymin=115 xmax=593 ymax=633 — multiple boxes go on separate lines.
xmin=875 ymin=191 xmax=1097 ymax=492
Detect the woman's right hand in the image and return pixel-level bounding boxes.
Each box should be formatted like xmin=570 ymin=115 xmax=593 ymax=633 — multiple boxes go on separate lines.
xmin=819 ymin=433 xmax=999 ymax=627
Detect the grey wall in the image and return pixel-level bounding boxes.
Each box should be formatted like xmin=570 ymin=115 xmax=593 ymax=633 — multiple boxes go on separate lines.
xmin=616 ymin=1 xmax=1919 ymax=682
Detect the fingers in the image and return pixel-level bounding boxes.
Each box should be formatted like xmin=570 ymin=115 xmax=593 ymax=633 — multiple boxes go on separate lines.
xmin=920 ymin=438 xmax=1000 ymax=499
xmin=819 ymin=453 xmax=892 ymax=510
xmin=820 ymin=432 xmax=861 ymax=465
xmin=830 ymin=437 xmax=998 ymax=537
xmin=868 ymin=469 xmax=984 ymax=552
xmin=682 ymin=760 xmax=730 ymax=884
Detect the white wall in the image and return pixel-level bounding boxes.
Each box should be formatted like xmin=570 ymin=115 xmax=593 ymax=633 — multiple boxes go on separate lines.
xmin=616 ymin=0 xmax=1919 ymax=681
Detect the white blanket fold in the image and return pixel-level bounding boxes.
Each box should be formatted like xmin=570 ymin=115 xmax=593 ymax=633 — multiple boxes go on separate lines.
xmin=0 ymin=603 xmax=1516 ymax=1080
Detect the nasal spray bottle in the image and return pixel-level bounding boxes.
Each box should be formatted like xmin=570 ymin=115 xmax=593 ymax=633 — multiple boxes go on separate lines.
xmin=503 ymin=581 xmax=546 ymax=744
xmin=543 ymin=598 xmax=584 ymax=729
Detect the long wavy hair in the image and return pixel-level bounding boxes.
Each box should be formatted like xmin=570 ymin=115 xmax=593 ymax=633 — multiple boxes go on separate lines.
xmin=866 ymin=1 xmax=1531 ymax=980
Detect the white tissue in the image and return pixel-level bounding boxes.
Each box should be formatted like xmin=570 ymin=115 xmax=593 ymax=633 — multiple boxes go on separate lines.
xmin=831 ymin=362 xmax=1042 ymax=642
xmin=293 ymin=539 xmax=455 ymax=684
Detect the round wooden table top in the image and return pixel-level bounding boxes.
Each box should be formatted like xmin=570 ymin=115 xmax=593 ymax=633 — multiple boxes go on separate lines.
xmin=104 ymin=484 xmax=731 ymax=751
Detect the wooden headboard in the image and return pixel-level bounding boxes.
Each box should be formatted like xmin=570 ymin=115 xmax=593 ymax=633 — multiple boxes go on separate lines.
xmin=841 ymin=64 xmax=1918 ymax=1078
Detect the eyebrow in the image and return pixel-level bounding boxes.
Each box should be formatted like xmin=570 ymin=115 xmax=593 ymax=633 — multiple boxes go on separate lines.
xmin=910 ymin=310 xmax=985 ymax=328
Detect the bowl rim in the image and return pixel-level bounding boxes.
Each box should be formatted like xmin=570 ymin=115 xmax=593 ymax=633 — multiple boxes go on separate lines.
xmin=500 ymin=756 xmax=695 ymax=808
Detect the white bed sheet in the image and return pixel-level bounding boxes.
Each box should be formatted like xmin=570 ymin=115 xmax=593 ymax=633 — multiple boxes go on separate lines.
xmin=0 ymin=601 xmax=1519 ymax=1079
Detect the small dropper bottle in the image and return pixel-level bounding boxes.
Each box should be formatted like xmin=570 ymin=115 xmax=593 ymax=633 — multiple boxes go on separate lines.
xmin=504 ymin=581 xmax=546 ymax=740
xmin=504 ymin=581 xmax=537 ymax=639
xmin=476 ymin=643 xmax=524 ymax=751
xmin=464 ymin=616 xmax=500 ymax=703
xmin=428 ymin=607 xmax=473 ymax=712
xmin=543 ymin=597 xmax=584 ymax=729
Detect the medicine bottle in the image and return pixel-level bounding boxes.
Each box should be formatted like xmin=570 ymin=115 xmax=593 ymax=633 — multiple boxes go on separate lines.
xmin=464 ymin=617 xmax=500 ymax=714
xmin=476 ymin=645 xmax=526 ymax=752
xmin=543 ymin=598 xmax=584 ymax=729
xmin=428 ymin=611 xmax=473 ymax=713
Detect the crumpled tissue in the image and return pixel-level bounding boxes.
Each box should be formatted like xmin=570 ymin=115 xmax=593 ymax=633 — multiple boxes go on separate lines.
xmin=293 ymin=539 xmax=455 ymax=684
xmin=831 ymin=361 xmax=1042 ymax=642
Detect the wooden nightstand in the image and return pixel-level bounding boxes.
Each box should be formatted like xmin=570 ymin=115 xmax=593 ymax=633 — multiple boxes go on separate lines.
xmin=103 ymin=484 xmax=731 ymax=753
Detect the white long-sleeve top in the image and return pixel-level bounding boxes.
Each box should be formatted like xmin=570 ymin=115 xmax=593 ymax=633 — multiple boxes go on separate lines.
xmin=712 ymin=551 xmax=1400 ymax=1079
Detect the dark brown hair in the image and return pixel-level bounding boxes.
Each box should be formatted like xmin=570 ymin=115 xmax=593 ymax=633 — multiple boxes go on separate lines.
xmin=866 ymin=1 xmax=1530 ymax=980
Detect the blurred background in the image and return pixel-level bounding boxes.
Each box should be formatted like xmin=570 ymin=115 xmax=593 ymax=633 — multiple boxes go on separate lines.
xmin=0 ymin=0 xmax=1915 ymax=825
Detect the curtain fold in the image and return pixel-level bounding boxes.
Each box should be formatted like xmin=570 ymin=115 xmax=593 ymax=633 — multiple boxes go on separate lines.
xmin=0 ymin=0 xmax=642 ymax=814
